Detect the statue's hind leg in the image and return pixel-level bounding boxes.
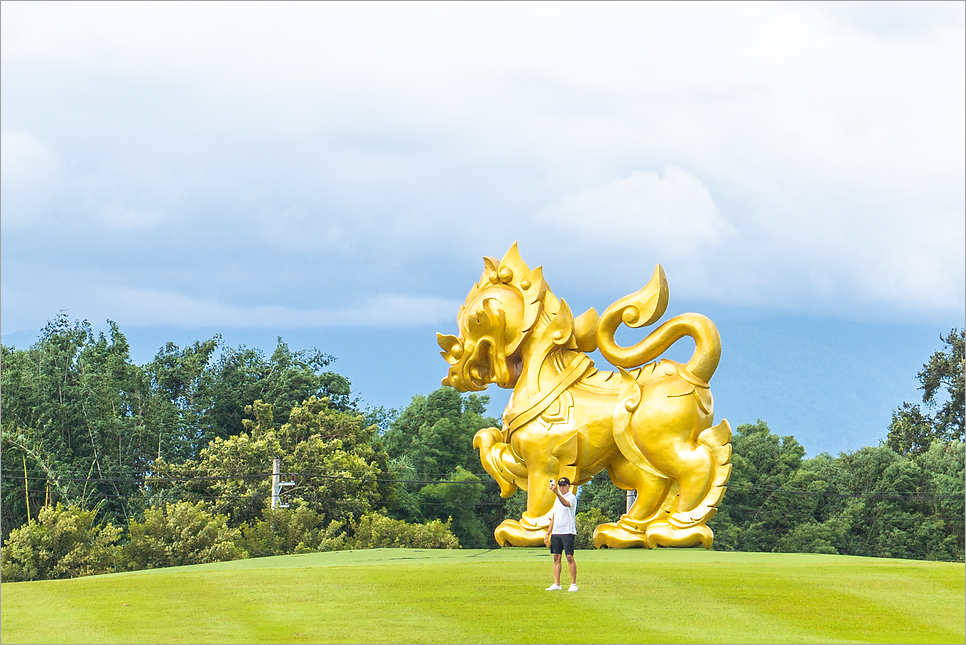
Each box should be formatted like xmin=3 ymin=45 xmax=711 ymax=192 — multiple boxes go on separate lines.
xmin=664 ymin=444 xmax=714 ymax=511
xmin=629 ymin=443 xmax=717 ymax=549
xmin=617 ymin=370 xmax=721 ymax=548
xmin=593 ymin=456 xmax=671 ymax=548
xmin=644 ymin=422 xmax=732 ymax=549
xmin=600 ymin=368 xmax=712 ymax=548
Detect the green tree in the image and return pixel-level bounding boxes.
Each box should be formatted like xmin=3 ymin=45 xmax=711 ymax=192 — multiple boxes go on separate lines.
xmin=148 ymin=397 xmax=388 ymax=529
xmin=383 ymin=387 xmax=492 ymax=476
xmin=885 ymin=403 xmax=935 ymax=457
xmin=576 ymin=470 xmax=626 ymax=522
xmin=193 ymin=339 xmax=353 ymax=443
xmin=417 ymin=467 xmax=488 ymax=548
xmin=382 ymin=387 xmax=503 ymax=547
xmin=887 ymin=329 xmax=964 ymax=455
xmin=708 ymin=420 xmax=806 ymax=552
xmin=920 ymin=329 xmax=964 ymax=439
xmin=143 ymin=337 xmax=221 ymax=462
xmin=1 ymin=316 xmax=170 ymax=535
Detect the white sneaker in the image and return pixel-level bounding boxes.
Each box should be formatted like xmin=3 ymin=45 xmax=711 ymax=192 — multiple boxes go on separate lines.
xmin=568 ymin=584 xmax=579 ymax=592
xmin=545 ymin=583 xmax=562 ymax=591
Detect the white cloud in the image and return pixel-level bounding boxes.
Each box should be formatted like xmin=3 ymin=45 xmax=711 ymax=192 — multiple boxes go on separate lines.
xmin=97 ymin=204 xmax=165 ymax=230
xmin=534 ymin=166 xmax=736 ymax=259
xmin=0 ymin=130 xmax=62 ymax=227
xmin=1 ymin=2 xmax=962 ymax=329
xmin=0 ymin=131 xmax=56 ymax=175
xmin=95 ymin=287 xmax=460 ymax=329
xmin=259 ymin=205 xmax=344 ymax=252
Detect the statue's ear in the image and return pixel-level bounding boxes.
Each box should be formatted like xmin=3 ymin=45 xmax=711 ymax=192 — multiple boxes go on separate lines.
xmin=482 ymin=257 xmax=500 ymax=283
xmin=572 ymin=308 xmax=599 ymax=352
xmin=437 ymin=333 xmax=463 ymax=365
xmin=499 ymin=241 xmax=528 ymax=272
xmin=547 ymin=299 xmax=575 ymax=347
xmin=520 ymin=266 xmax=547 ymax=333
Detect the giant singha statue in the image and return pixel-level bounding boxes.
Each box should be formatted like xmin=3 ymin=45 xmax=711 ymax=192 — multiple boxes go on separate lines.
xmin=437 ymin=243 xmax=732 ymax=548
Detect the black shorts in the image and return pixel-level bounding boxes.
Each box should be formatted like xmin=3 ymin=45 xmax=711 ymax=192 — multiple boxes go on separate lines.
xmin=549 ymin=533 xmax=575 ymax=555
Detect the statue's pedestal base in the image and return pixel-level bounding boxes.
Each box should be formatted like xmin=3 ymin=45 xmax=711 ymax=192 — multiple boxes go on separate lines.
xmin=494 ymin=519 xmax=547 ymax=547
xmin=593 ymin=522 xmax=647 ymax=548
xmin=594 ymin=520 xmax=713 ymax=549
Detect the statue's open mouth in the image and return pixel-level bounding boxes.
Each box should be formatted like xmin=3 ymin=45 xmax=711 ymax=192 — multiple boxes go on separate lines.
xmin=443 ymin=336 xmax=521 ymax=391
xmin=445 ymin=338 xmax=493 ymax=391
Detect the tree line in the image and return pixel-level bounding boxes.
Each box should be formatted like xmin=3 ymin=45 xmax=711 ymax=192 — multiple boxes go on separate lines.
xmin=1 ymin=316 xmax=962 ymax=581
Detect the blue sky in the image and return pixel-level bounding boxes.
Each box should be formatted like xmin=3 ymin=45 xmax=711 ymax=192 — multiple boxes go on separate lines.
xmin=2 ymin=2 xmax=963 ymax=456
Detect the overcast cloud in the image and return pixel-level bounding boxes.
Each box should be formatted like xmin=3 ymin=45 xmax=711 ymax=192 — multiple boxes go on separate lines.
xmin=2 ymin=2 xmax=964 ymax=334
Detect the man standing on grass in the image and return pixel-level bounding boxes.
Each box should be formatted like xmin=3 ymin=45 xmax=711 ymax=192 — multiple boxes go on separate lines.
xmin=543 ymin=477 xmax=578 ymax=592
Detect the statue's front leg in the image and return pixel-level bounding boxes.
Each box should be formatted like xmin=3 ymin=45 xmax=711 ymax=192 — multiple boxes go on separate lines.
xmin=493 ymin=452 xmax=562 ymax=547
xmin=476 ymin=424 xmax=569 ymax=547
xmin=520 ymin=461 xmax=560 ymax=528
xmin=473 ymin=427 xmax=526 ymax=497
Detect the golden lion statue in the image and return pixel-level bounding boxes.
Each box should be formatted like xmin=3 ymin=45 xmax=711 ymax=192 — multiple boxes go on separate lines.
xmin=438 ymin=243 xmax=732 ymax=548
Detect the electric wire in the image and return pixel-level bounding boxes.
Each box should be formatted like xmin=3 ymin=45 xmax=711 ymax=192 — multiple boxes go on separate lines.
xmin=11 ymin=487 xmax=507 ymax=508
xmin=4 ymin=471 xmax=963 ymax=500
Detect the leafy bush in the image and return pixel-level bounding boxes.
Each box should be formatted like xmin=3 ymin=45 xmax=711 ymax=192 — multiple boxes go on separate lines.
xmin=238 ymin=508 xmax=460 ymax=555
xmin=238 ymin=506 xmax=334 ymax=557
xmin=348 ymin=512 xmax=460 ymax=549
xmin=119 ymin=501 xmax=247 ymax=570
xmin=0 ymin=504 xmax=121 ymax=581
xmin=576 ymin=508 xmax=611 ymax=550
xmin=774 ymin=518 xmax=848 ymax=555
xmin=576 ymin=471 xmax=627 ymax=522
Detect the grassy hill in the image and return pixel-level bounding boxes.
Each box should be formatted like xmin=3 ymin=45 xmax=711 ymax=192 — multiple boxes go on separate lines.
xmin=1 ymin=548 xmax=963 ymax=644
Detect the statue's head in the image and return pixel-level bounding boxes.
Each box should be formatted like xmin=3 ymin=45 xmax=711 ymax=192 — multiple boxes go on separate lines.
xmin=438 ymin=243 xmax=547 ymax=391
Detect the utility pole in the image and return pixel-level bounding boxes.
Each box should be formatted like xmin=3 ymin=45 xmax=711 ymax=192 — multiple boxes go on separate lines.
xmin=271 ymin=458 xmax=280 ymax=509
xmin=23 ymin=454 xmax=31 ymax=522
xmin=626 ymin=489 xmax=637 ymax=514
xmin=271 ymin=458 xmax=295 ymax=509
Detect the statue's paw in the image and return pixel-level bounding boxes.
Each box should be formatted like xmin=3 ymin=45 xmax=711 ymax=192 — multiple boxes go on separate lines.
xmin=645 ymin=522 xmax=713 ymax=549
xmin=593 ymin=522 xmax=648 ymax=549
xmin=495 ymin=479 xmax=518 ymax=498
xmin=473 ymin=426 xmax=502 ymax=450
xmin=474 ymin=428 xmax=520 ymax=498
xmin=494 ymin=520 xmax=547 ymax=547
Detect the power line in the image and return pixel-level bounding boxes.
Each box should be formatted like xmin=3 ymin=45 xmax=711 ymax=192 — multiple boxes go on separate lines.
xmin=1 ymin=463 xmax=494 ymax=479
xmin=718 ymin=503 xmax=964 ymax=522
xmin=736 ymin=485 xmax=964 ymax=501
xmin=2 ymin=472 xmax=495 ymax=486
xmin=13 ymin=487 xmax=504 ymax=508
xmin=5 ymin=472 xmax=963 ymax=499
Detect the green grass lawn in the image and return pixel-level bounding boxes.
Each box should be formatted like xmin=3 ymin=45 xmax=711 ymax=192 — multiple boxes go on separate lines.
xmin=1 ymin=548 xmax=963 ymax=644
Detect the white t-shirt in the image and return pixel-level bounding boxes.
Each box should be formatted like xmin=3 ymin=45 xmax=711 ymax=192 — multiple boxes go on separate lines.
xmin=551 ymin=491 xmax=578 ymax=535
